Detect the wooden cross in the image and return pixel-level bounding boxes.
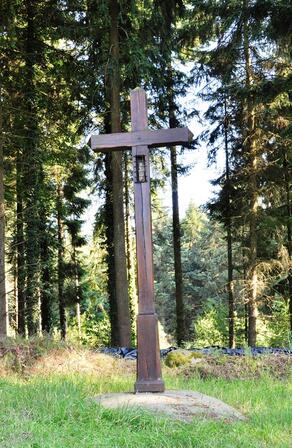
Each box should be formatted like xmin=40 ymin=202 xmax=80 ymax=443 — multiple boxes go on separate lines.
xmin=90 ymin=87 xmax=193 ymax=393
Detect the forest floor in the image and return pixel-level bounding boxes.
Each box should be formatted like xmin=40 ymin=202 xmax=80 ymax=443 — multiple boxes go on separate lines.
xmin=0 ymin=339 xmax=291 ymax=447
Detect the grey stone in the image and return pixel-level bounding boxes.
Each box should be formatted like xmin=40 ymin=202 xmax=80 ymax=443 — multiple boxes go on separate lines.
xmin=95 ymin=390 xmax=246 ymax=423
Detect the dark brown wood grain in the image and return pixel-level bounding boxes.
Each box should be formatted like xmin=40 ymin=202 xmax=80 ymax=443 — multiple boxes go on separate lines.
xmin=135 ymin=314 xmax=164 ymax=393
xmin=130 ymin=88 xmax=165 ymax=393
xmin=131 ymin=89 xmax=154 ymax=313
xmin=90 ymin=127 xmax=193 ymax=151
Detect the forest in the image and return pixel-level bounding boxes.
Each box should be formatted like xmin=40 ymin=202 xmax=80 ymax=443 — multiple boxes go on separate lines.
xmin=0 ymin=0 xmax=291 ymax=349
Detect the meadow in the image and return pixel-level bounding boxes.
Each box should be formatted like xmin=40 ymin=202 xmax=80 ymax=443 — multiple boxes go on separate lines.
xmin=0 ymin=342 xmax=291 ymax=448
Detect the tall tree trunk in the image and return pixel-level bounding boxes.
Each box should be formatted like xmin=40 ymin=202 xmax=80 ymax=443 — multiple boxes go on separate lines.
xmin=224 ymin=98 xmax=235 ymax=348
xmin=242 ymin=238 xmax=248 ymax=343
xmin=40 ymin=219 xmax=52 ymax=334
xmin=13 ymin=261 xmax=17 ymax=331
xmin=283 ymin=151 xmax=292 ymax=331
xmin=104 ymin=151 xmax=119 ymax=345
xmin=39 ymin=165 xmax=52 ymax=334
xmin=72 ymin=244 xmax=81 ymax=338
xmin=124 ymin=151 xmax=137 ymax=344
xmin=167 ymin=69 xmax=185 ymax=346
xmin=23 ymin=0 xmax=40 ymax=335
xmin=0 ymin=103 xmax=8 ymax=336
xmin=108 ymin=0 xmax=131 ymax=347
xmin=57 ymin=183 xmax=66 ymax=339
xmin=170 ymin=146 xmax=185 ymax=345
xmin=243 ymin=6 xmax=258 ymax=347
xmin=16 ymin=149 xmax=26 ymax=335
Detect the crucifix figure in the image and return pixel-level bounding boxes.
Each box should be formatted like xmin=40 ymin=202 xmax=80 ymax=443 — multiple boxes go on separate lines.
xmin=90 ymin=87 xmax=193 ymax=393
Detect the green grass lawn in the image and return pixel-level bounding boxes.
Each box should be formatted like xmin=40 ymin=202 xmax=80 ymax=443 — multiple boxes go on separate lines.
xmin=0 ymin=372 xmax=291 ymax=448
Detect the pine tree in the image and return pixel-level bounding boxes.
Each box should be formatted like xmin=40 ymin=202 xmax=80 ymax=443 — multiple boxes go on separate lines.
xmin=63 ymin=146 xmax=91 ymax=338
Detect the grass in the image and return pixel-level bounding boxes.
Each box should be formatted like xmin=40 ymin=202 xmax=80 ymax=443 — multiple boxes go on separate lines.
xmin=0 ymin=373 xmax=291 ymax=447
xmin=0 ymin=343 xmax=291 ymax=447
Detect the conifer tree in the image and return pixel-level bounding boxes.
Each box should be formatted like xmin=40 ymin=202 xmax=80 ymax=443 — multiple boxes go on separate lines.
xmin=190 ymin=0 xmax=292 ymax=344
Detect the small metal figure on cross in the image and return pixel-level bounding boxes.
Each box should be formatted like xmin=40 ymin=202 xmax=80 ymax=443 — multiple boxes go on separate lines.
xmin=90 ymin=87 xmax=193 ymax=393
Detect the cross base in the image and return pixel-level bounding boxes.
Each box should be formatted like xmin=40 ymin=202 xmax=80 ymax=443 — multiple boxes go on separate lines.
xmin=135 ymin=379 xmax=165 ymax=393
xmin=135 ymin=313 xmax=165 ymax=393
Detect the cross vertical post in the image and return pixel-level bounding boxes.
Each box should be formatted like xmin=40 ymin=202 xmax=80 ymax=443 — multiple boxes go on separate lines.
xmin=89 ymin=87 xmax=193 ymax=394
xmin=130 ymin=88 xmax=164 ymax=393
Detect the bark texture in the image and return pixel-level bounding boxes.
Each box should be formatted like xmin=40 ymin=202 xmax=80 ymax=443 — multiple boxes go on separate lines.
xmin=224 ymin=100 xmax=235 ymax=348
xmin=104 ymin=151 xmax=119 ymax=345
xmin=57 ymin=183 xmax=66 ymax=339
xmin=16 ymin=149 xmax=25 ymax=335
xmin=40 ymin=217 xmax=52 ymax=334
xmin=73 ymin=245 xmax=81 ymax=338
xmin=108 ymin=0 xmax=131 ymax=346
xmin=167 ymin=70 xmax=185 ymax=346
xmin=124 ymin=151 xmax=136 ymax=343
xmin=283 ymin=151 xmax=292 ymax=331
xmin=0 ymin=106 xmax=8 ymax=336
xmin=23 ymin=0 xmax=40 ymax=335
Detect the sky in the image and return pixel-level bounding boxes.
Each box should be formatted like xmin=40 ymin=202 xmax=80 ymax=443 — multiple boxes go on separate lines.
xmin=160 ymin=118 xmax=223 ymax=217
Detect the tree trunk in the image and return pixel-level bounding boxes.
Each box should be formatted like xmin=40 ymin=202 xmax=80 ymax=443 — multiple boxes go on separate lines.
xmin=170 ymin=146 xmax=185 ymax=345
xmin=283 ymin=151 xmax=292 ymax=331
xmin=243 ymin=6 xmax=258 ymax=347
xmin=104 ymin=151 xmax=119 ymax=345
xmin=242 ymin=247 xmax=248 ymax=343
xmin=124 ymin=151 xmax=136 ymax=344
xmin=0 ymin=103 xmax=8 ymax=336
xmin=108 ymin=0 xmax=131 ymax=347
xmin=40 ymin=220 xmax=52 ymax=334
xmin=13 ymin=261 xmax=17 ymax=331
xmin=73 ymin=244 xmax=81 ymax=338
xmin=57 ymin=183 xmax=66 ymax=339
xmin=224 ymin=98 xmax=235 ymax=348
xmin=167 ymin=69 xmax=185 ymax=346
xmin=16 ymin=149 xmax=26 ymax=335
xmin=23 ymin=0 xmax=40 ymax=335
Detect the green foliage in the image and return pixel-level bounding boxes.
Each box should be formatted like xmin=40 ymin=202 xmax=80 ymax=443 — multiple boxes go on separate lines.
xmin=165 ymin=350 xmax=191 ymax=367
xmin=165 ymin=349 xmax=204 ymax=367
xmin=69 ymin=309 xmax=110 ymax=347
xmin=194 ymin=306 xmax=228 ymax=347
xmin=261 ymin=300 xmax=290 ymax=347
xmin=153 ymin=201 xmax=232 ymax=344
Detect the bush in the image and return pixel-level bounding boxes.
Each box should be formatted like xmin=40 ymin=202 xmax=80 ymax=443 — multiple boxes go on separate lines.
xmin=165 ymin=350 xmax=204 ymax=368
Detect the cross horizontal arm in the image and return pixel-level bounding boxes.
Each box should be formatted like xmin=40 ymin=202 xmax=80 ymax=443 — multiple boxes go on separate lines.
xmin=90 ymin=127 xmax=193 ymax=152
